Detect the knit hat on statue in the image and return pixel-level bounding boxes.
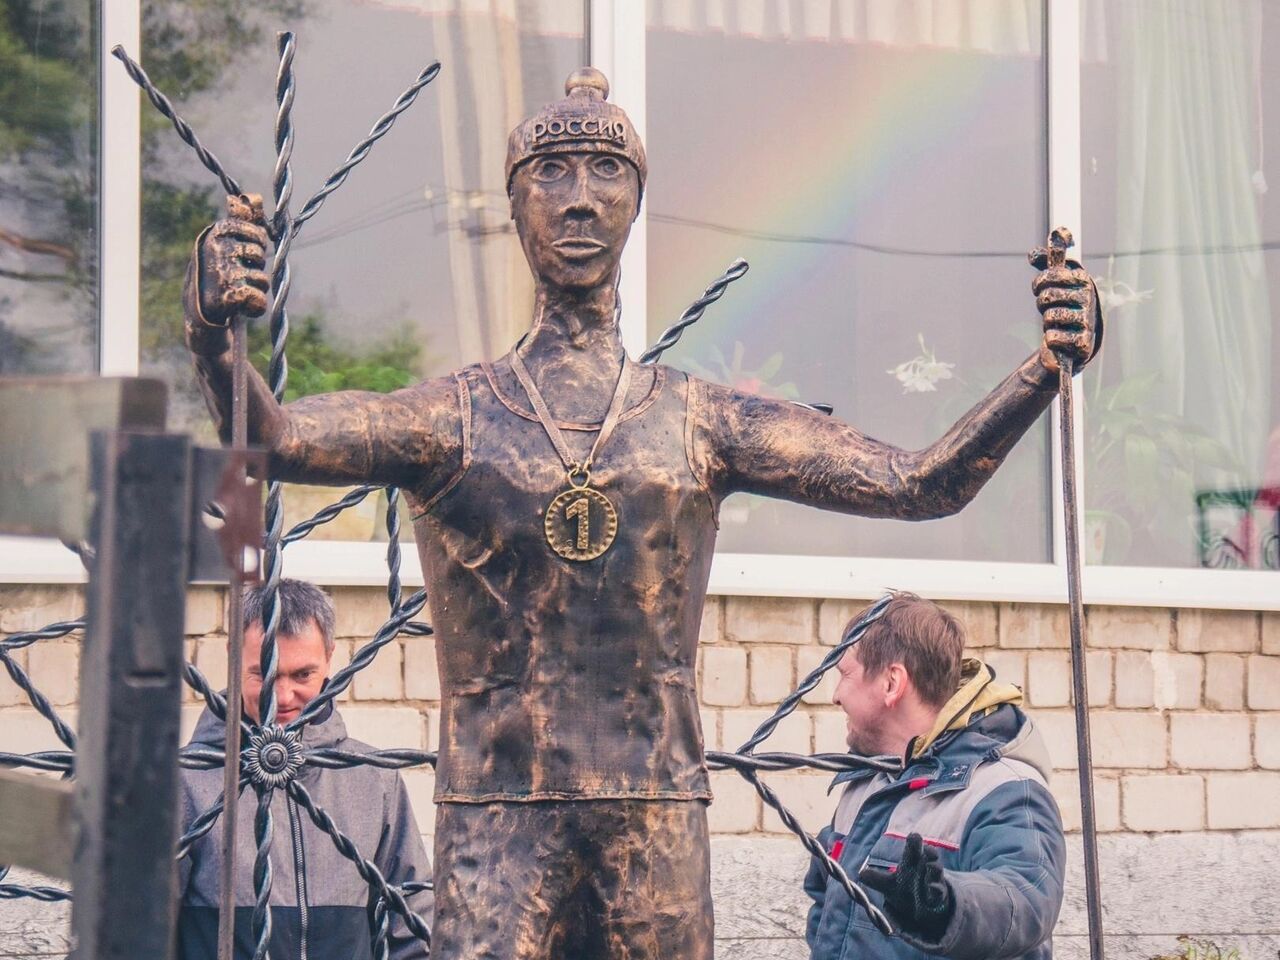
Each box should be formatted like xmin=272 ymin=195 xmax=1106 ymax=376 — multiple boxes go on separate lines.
xmin=505 ymin=67 xmax=647 ymax=201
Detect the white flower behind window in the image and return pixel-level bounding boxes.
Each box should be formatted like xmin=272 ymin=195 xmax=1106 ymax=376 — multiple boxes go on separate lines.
xmin=887 ymin=334 xmax=955 ymax=393
xmin=1094 ymin=256 xmax=1155 ymax=314
xmin=1094 ymin=276 xmax=1154 ymax=313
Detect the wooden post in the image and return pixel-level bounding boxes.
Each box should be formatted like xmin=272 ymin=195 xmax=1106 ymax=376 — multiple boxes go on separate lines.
xmin=72 ymin=430 xmax=192 ymax=960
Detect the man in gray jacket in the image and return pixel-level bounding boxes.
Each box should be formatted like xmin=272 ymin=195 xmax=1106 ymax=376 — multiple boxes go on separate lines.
xmin=178 ymin=579 xmax=433 ymax=960
xmin=805 ymin=592 xmax=1065 ymax=960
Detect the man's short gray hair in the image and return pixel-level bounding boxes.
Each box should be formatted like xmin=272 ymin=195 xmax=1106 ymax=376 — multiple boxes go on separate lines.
xmin=241 ymin=579 xmax=336 ymax=656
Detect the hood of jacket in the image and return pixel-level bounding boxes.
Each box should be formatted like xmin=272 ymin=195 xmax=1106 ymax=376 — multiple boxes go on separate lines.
xmin=188 ymin=690 xmax=348 ymax=751
xmin=908 ymin=657 xmax=1023 ymax=758
xmin=910 ymin=658 xmax=1051 ymax=782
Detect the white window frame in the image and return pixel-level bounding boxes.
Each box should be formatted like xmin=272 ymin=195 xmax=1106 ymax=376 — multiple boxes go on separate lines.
xmin=4 ymin=0 xmax=1278 ymax=612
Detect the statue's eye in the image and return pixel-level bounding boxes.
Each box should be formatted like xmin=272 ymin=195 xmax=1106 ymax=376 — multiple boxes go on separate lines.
xmin=530 ymin=158 xmax=568 ymax=182
xmin=592 ymin=156 xmax=622 ymax=178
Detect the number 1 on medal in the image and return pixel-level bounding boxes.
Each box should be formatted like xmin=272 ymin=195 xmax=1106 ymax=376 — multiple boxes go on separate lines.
xmin=566 ymin=497 xmax=590 ymax=551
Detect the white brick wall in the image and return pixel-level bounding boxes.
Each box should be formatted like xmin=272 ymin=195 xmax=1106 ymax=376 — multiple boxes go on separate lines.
xmin=7 ymin=587 xmax=1280 ymax=960
xmin=3 ymin=587 xmax=1279 ymax=853
xmin=725 ymin=597 xmax=815 ymax=645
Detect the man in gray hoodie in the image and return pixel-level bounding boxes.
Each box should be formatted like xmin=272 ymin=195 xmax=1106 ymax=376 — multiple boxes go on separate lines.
xmin=177 ymin=579 xmax=433 ymax=960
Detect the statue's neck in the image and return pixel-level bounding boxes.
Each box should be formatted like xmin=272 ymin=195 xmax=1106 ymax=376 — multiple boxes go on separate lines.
xmin=518 ymin=283 xmax=627 ymax=401
xmin=508 ymin=282 xmax=634 ymax=422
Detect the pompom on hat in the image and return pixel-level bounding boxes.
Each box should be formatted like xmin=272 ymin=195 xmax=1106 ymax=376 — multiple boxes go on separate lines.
xmin=505 ymin=67 xmax=647 ymax=202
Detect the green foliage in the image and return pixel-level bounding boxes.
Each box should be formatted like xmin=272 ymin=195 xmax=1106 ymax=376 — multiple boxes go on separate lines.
xmin=0 ymin=1 xmax=91 ymax=158
xmin=5 ymin=0 xmax=425 ymax=399
xmin=136 ymin=0 xmax=310 ymax=375
xmin=250 ymin=315 xmax=420 ymax=403
xmin=132 ymin=0 xmax=426 ymax=406
xmin=137 ymin=1 xmax=308 ymax=160
xmin=139 ymin=180 xmax=221 ymax=356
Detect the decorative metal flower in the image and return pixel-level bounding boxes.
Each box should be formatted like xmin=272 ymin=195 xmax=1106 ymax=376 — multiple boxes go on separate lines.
xmin=245 ymin=725 xmax=305 ymax=789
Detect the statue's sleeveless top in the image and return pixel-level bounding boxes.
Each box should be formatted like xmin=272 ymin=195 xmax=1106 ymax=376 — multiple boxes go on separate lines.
xmin=412 ymin=358 xmax=718 ymax=802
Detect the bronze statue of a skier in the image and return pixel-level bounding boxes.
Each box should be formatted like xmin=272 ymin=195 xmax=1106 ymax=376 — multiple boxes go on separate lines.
xmin=182 ymin=68 xmax=1100 ymax=959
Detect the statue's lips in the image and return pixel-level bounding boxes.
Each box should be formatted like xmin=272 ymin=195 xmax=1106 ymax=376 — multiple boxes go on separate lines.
xmin=552 ymin=237 xmax=606 ymax=258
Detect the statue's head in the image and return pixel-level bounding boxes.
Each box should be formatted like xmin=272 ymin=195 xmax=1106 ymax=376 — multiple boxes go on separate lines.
xmin=505 ymin=68 xmax=646 ymax=292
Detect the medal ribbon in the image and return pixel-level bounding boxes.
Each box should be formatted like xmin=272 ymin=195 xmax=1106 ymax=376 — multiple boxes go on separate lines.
xmin=509 ymin=346 xmax=633 ymax=486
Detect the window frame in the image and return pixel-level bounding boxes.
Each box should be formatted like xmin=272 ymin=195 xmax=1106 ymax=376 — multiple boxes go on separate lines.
xmin=4 ymin=0 xmax=1277 ymax=612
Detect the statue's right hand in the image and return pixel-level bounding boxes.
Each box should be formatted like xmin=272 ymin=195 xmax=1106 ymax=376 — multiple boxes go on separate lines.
xmin=194 ymin=193 xmax=271 ymax=326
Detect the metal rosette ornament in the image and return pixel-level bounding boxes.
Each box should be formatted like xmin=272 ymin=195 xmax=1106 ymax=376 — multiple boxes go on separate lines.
xmin=245 ymin=725 xmax=304 ymax=789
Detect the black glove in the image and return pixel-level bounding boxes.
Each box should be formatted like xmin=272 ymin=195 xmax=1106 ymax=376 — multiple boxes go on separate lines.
xmin=859 ymin=833 xmax=955 ymax=941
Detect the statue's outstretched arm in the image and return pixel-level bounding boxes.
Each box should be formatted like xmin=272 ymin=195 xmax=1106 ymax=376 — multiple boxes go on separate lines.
xmin=182 ymin=196 xmax=460 ymax=491
xmin=693 ymin=256 xmax=1101 ymax=520
xmin=694 ymin=352 xmax=1058 ymax=520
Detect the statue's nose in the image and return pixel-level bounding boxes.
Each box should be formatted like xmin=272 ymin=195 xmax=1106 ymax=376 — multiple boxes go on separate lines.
xmin=563 ymin=163 xmax=600 ymax=218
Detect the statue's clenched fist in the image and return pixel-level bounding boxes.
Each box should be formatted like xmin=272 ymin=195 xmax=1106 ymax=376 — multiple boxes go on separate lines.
xmin=1028 ymin=228 xmax=1103 ymax=375
xmin=184 ymin=194 xmax=271 ymax=350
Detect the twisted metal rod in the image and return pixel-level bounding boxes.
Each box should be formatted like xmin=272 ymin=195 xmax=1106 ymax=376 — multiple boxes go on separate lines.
xmin=287 ymin=780 xmax=432 ymax=946
xmin=747 ymin=768 xmax=893 ymax=934
xmin=250 ymin=785 xmax=276 ymax=960
xmin=0 ymin=619 xmax=84 ymax=652
xmin=292 ymin=63 xmax=442 ymax=233
xmin=184 ymin=661 xmax=253 ymax=740
xmin=247 ymin=32 xmax=297 ymax=960
xmin=372 ymin=880 xmax=434 ymax=960
xmin=0 ymin=750 xmax=74 ymax=773
xmin=281 ymin=485 xmax=379 ymax=543
xmin=258 ymin=28 xmax=297 ymax=733
xmin=737 ymin=594 xmax=892 ymax=755
xmin=639 ymin=259 xmax=749 ymax=364
xmin=384 ymin=488 xmax=404 ymax=613
xmin=177 ymin=777 xmax=251 ymax=860
xmin=288 ymin=589 xmax=428 ymax=729
xmin=110 ymin=46 xmax=244 ymax=200
xmin=707 ymin=750 xmax=900 ymax=776
xmin=0 ymin=882 xmax=70 ymax=903
xmin=0 ymin=648 xmax=76 ymax=751
xmin=179 ymin=745 xmax=229 ymax=770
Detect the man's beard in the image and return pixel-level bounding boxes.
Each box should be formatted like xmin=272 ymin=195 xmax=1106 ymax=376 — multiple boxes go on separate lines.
xmin=845 ymin=725 xmax=884 ymax=758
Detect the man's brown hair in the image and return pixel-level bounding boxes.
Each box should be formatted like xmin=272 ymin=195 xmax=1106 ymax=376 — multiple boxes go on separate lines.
xmin=847 ymin=592 xmax=965 ymax=708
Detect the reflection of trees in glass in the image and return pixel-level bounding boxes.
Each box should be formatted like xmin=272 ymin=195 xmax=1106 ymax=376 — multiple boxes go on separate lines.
xmin=0 ymin=0 xmax=97 ymax=371
xmin=140 ymin=1 xmax=422 ymax=415
xmin=255 ymin=316 xmax=420 ymax=402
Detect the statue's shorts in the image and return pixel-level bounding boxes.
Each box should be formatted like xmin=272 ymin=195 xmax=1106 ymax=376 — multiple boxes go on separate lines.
xmin=430 ymin=798 xmax=713 ymax=960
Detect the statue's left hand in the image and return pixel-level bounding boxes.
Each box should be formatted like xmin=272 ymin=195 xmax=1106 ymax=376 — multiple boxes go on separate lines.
xmin=1027 ymin=247 xmax=1103 ymax=375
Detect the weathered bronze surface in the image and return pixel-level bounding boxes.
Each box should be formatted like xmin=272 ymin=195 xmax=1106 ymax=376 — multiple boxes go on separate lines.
xmin=433 ymin=799 xmax=712 ymax=959
xmin=182 ymin=68 xmax=1100 ymax=957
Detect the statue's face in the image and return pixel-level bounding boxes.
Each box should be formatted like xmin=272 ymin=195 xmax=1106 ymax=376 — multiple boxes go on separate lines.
xmin=510 ymin=151 xmax=639 ymax=292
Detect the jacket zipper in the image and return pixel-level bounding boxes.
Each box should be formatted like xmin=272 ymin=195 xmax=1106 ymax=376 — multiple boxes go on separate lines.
xmin=287 ymin=797 xmax=310 ymax=960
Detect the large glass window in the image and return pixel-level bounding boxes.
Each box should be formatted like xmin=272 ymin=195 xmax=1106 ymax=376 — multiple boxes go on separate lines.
xmin=645 ymin=1 xmax=1051 ymax=561
xmin=0 ymin=0 xmax=100 ymax=374
xmin=139 ymin=0 xmax=586 ymax=539
xmin=1082 ymin=0 xmax=1280 ymax=570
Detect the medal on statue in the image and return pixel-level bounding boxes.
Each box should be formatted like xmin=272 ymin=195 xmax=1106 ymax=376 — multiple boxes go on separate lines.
xmin=510 ymin=346 xmax=631 ymax=562
xmin=544 ymin=466 xmax=619 ymax=561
